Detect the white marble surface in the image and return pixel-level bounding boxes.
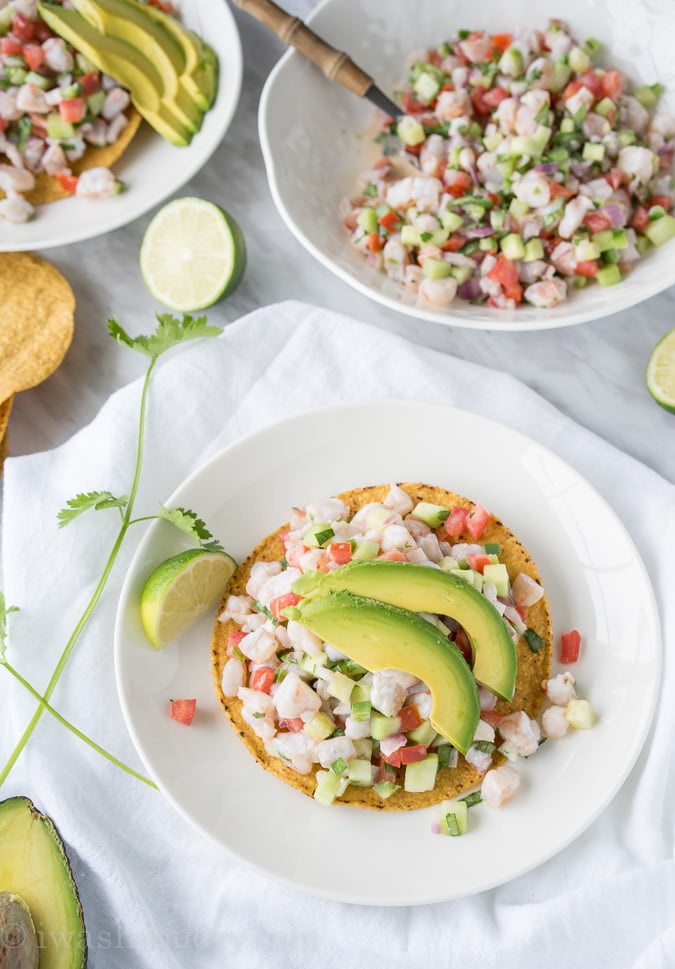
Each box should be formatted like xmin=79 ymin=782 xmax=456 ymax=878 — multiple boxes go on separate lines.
xmin=5 ymin=0 xmax=675 ymax=486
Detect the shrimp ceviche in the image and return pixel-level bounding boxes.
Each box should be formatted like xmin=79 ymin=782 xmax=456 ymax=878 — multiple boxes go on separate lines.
xmin=0 ymin=0 xmax=138 ymax=221
xmin=213 ymin=483 xmax=594 ymax=830
xmin=341 ymin=19 xmax=675 ymax=310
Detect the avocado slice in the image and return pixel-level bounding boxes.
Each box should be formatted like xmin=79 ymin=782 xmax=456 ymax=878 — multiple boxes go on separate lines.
xmin=0 ymin=796 xmax=86 ymax=969
xmin=139 ymin=4 xmax=218 ymax=111
xmin=38 ymin=2 xmax=193 ymax=146
xmin=68 ymin=0 xmax=203 ymax=132
xmin=293 ymin=560 xmax=518 ymax=701
xmin=287 ymin=590 xmax=480 ymax=754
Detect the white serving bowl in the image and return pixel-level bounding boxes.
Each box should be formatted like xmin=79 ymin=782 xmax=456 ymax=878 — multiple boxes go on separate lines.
xmin=259 ymin=0 xmax=675 ymax=331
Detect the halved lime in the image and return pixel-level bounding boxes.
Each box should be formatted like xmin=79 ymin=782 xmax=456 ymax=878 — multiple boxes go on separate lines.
xmin=140 ymin=197 xmax=246 ymax=311
xmin=646 ymin=328 xmax=675 ymax=414
xmin=140 ymin=548 xmax=236 ymax=649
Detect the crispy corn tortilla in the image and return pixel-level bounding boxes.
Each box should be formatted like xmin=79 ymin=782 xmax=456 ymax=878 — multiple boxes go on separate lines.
xmin=0 ymin=107 xmax=142 ymax=206
xmin=0 ymin=254 xmax=75 ymax=401
xmin=0 ymin=395 xmax=11 ymax=474
xmin=212 ymin=483 xmax=552 ymax=811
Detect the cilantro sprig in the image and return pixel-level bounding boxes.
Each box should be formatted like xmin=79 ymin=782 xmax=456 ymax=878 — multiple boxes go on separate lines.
xmin=0 ymin=314 xmax=223 ymax=789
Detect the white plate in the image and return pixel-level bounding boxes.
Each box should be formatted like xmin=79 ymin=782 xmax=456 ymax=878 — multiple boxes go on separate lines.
xmin=0 ymin=0 xmax=242 ymax=252
xmin=114 ymin=400 xmax=660 ymax=905
xmin=259 ymin=0 xmax=675 ymax=331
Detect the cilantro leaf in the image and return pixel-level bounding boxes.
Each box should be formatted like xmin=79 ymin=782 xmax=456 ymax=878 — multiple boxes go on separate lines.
xmin=0 ymin=593 xmax=19 ymax=663
xmin=107 ymin=314 xmax=221 ymax=360
xmin=156 ymin=505 xmax=224 ymax=551
xmin=57 ymin=491 xmax=128 ymax=527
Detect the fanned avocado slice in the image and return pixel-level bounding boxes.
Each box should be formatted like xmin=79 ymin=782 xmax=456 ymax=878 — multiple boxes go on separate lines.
xmin=293 ymin=560 xmax=517 ymax=701
xmin=0 ymin=797 xmax=86 ymax=969
xmin=286 ymin=590 xmax=480 ymax=755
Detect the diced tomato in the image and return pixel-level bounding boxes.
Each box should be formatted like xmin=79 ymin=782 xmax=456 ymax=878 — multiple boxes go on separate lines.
xmin=647 ymin=195 xmax=673 ymax=211
xmin=378 ymin=548 xmax=408 ymax=562
xmin=630 ymin=205 xmax=650 ymax=233
xmin=454 ymin=627 xmax=474 ymax=665
xmin=227 ymin=629 xmax=247 ymax=652
xmin=382 ymin=748 xmax=403 ymax=768
xmin=601 ymin=69 xmax=622 ymax=101
xmin=56 ymin=172 xmax=78 ymax=195
xmin=466 ymin=552 xmax=492 ymax=573
xmin=491 ymin=33 xmax=512 ymax=53
xmin=250 ymin=667 xmax=275 ymax=694
xmin=80 ymin=70 xmax=101 ymax=96
xmin=0 ymin=119 xmax=6 ymax=133
xmin=442 ymin=233 xmax=467 ymax=251
xmin=404 ymin=142 xmax=423 ymax=157
xmin=482 ymin=85 xmax=509 ymax=108
xmin=577 ymin=70 xmax=604 ymax=101
xmin=560 ymin=629 xmax=582 ymax=664
xmin=466 ymin=503 xmax=491 ymax=539
xmin=269 ymin=592 xmax=300 ymax=622
xmin=398 ymin=704 xmax=422 ymax=733
xmin=562 ymin=79 xmax=584 ymax=103
xmin=329 ymin=541 xmax=353 ymax=565
xmin=583 ymin=211 xmax=613 ymax=234
xmin=470 ymin=86 xmax=491 ymax=116
xmin=59 ymin=97 xmax=86 ymax=124
xmin=279 ymin=717 xmax=305 ymax=733
xmin=440 ymin=506 xmax=469 ymax=538
xmin=606 ymin=168 xmax=625 ymax=191
xmin=378 ymin=209 xmax=400 ymax=232
xmin=367 ymin=231 xmax=382 ymax=253
xmin=400 ymin=744 xmax=428 ymax=765
xmin=514 ymin=602 xmax=527 ymax=622
xmin=11 ymin=13 xmax=34 ymax=42
xmin=170 ymin=698 xmax=196 ymax=725
xmin=147 ymin=0 xmax=177 ymax=13
xmin=487 ymin=255 xmax=523 ymax=303
xmin=480 ymin=709 xmax=504 ymax=728
xmin=21 ymin=43 xmax=44 ymax=71
xmin=32 ymin=21 xmax=55 ymax=42
xmin=402 ymin=91 xmax=427 ymax=114
xmin=0 ymin=36 xmax=22 ymax=55
xmin=549 ymin=181 xmax=576 ymax=200
xmin=445 ymin=170 xmax=472 ymax=198
xmin=427 ymin=48 xmax=443 ymax=68
xmin=575 ymin=259 xmax=598 ymax=277
xmin=277 ymin=528 xmax=291 ymax=548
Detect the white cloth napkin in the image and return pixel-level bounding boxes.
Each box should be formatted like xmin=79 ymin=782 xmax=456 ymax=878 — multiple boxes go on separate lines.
xmin=2 ymin=300 xmax=674 ymax=969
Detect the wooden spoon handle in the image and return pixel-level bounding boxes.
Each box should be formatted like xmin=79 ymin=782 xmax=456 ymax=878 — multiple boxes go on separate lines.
xmin=232 ymin=0 xmax=373 ymax=97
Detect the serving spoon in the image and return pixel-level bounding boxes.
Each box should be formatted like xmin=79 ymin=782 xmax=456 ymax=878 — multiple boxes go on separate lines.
xmin=232 ymin=0 xmax=402 ymax=118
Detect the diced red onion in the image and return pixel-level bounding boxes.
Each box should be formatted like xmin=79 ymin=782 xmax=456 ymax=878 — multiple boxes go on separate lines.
xmin=380 ymin=733 xmax=407 ymax=757
xmin=599 ymin=203 xmax=626 ymax=228
xmin=457 ymin=276 xmax=484 ymax=301
xmin=465 ymin=225 xmax=494 ymax=238
xmin=431 ymin=822 xmax=441 ymax=834
xmin=534 ymin=162 xmax=559 ymax=174
xmin=468 ymin=163 xmax=480 ymax=187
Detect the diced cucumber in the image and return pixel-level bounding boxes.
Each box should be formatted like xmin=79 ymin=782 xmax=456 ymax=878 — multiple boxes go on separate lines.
xmin=612 ymin=229 xmax=629 ymax=250
xmin=560 ymin=118 xmax=576 ymax=134
xmin=523 ymin=238 xmax=544 ymax=262
xmin=374 ymin=780 xmax=400 ymax=800
xmin=573 ymin=274 xmax=588 ymax=288
xmin=617 ymin=128 xmax=636 ymax=146
xmin=347 ymin=758 xmax=374 ymax=786
xmin=582 ymin=142 xmax=605 ymax=162
xmin=25 ymin=71 xmax=51 ymax=90
xmin=86 ymin=89 xmax=105 ymax=116
xmin=450 ymin=265 xmax=472 ymax=285
xmin=648 ymin=205 xmax=667 ymax=221
xmin=422 ymin=258 xmax=453 ymax=280
xmin=509 ymin=198 xmax=530 ymax=219
xmin=440 ymin=556 xmax=460 ymax=571
xmin=592 ymin=229 xmax=615 ymax=252
xmin=498 ymin=47 xmax=523 ymax=78
xmin=353 ymin=738 xmax=373 ymax=760
xmin=351 ymin=539 xmax=379 ymax=562
xmin=357 ymin=207 xmax=379 ymax=233
xmin=327 ymin=671 xmax=355 ymax=704
xmin=595 ymin=97 xmax=615 ymax=119
xmin=439 ymin=798 xmax=469 ymax=836
xmin=550 ymin=61 xmax=571 ymax=92
xmin=574 ymin=237 xmax=600 ymax=261
xmin=411 ymin=501 xmax=450 ymax=528
xmin=404 ymin=754 xmax=439 ymax=793
xmin=351 ymin=700 xmax=371 ymax=722
xmin=400 ymin=225 xmax=421 ymax=247
xmin=314 ymin=769 xmax=348 ymax=805
xmin=0 ymin=4 xmax=14 ymax=33
xmin=75 ymin=51 xmax=98 ymax=73
xmin=483 ymin=131 xmax=503 ymax=152
xmin=500 ymin=233 xmax=525 ymax=260
xmin=568 ymin=46 xmax=591 ymax=73
xmin=602 ymin=247 xmax=620 ymax=264
xmin=479 ymin=237 xmax=497 ymax=252
xmin=496 ymin=159 xmax=515 ymax=179
xmin=5 ymin=67 xmax=27 ymax=86
xmin=645 ymin=213 xmax=675 ymax=247
xmin=351 ymin=680 xmax=371 ymax=704
xmin=414 ymin=71 xmax=441 ymax=102
xmin=633 ymin=83 xmax=663 ymax=109
xmin=303 ymin=711 xmax=335 ymax=741
xmin=566 ymin=698 xmax=597 ymax=729
xmin=449 ymin=568 xmax=476 ymax=587
xmin=439 ymin=209 xmax=464 ymax=233
xmin=482 ymin=563 xmax=509 ymax=597
xmin=46 ymin=114 xmax=75 ymax=140
xmin=397 ymin=115 xmax=425 ymax=147
xmin=299 ymin=652 xmax=328 ymax=677
xmin=371 ymin=713 xmax=402 ymax=740
xmin=304 ymin=522 xmax=335 ymax=547
xmin=582 ymin=37 xmax=602 ymax=57
xmin=596 ymin=264 xmax=622 ymax=286
xmin=407 ymin=720 xmax=437 ymax=747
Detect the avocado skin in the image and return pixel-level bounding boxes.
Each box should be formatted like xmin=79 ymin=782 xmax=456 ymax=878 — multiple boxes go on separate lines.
xmin=293 ymin=559 xmax=518 ymax=701
xmin=291 ymin=590 xmax=480 ymax=754
xmin=0 ymin=796 xmax=87 ymax=969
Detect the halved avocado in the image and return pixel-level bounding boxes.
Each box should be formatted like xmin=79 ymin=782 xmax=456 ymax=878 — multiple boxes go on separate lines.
xmin=37 ymin=3 xmax=192 ymax=146
xmin=0 ymin=797 xmax=86 ymax=969
xmin=286 ymin=590 xmax=480 ymax=754
xmin=0 ymin=892 xmax=39 ymax=969
xmin=293 ymin=560 xmax=518 ymax=701
xmin=69 ymin=0 xmax=203 ymax=132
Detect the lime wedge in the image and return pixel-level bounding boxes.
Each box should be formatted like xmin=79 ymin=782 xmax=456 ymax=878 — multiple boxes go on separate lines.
xmin=140 ymin=197 xmax=246 ymax=311
xmin=646 ymin=328 xmax=675 ymax=413
xmin=140 ymin=548 xmax=236 ymax=649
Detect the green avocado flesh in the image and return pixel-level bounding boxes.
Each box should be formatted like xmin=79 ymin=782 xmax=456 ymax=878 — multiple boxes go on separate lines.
xmin=0 ymin=797 xmax=86 ymax=969
xmin=69 ymin=0 xmax=203 ymax=130
xmin=293 ymin=560 xmax=517 ymax=701
xmin=38 ymin=3 xmax=193 ymax=146
xmin=288 ymin=590 xmax=480 ymax=754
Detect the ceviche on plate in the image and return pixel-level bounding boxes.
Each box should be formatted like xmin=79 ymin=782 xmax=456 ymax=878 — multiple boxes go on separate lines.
xmin=342 ymin=19 xmax=675 ymax=310
xmin=212 ymin=483 xmax=594 ymax=830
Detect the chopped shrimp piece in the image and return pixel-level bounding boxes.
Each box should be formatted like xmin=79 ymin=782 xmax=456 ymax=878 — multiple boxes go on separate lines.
xmin=620 ymin=96 xmax=650 ymax=134
xmin=0 ymin=90 xmax=22 ymax=122
xmin=498 ymin=711 xmax=541 ymax=758
xmin=221 ymin=657 xmax=245 ymax=697
xmin=101 ymin=87 xmax=130 ymax=121
xmin=218 ymin=594 xmax=253 ymax=624
xmin=41 ymin=37 xmax=74 ymax=73
xmin=565 ymin=86 xmax=595 ymax=117
xmin=106 ymin=113 xmax=129 ymax=144
xmin=16 ymin=84 xmax=48 ymax=115
xmin=304 ymin=496 xmax=349 ymax=522
xmin=542 ymin=672 xmax=577 ymax=705
xmin=542 ymin=705 xmax=569 ymax=739
xmin=495 ymin=97 xmax=518 ymax=134
xmin=524 ymin=278 xmax=567 ymax=308
xmin=370 ymin=671 xmax=408 ymax=717
xmin=0 ymin=193 xmax=34 ymax=223
xmin=582 ymin=112 xmax=611 ymax=140
xmin=256 ymin=567 xmax=302 ymax=608
xmin=315 ymin=736 xmax=356 ymax=768
xmin=273 ymin=671 xmax=321 ymax=719
xmin=384 ymin=484 xmax=414 ymax=516
xmin=238 ymin=625 xmax=278 ymax=664
xmin=525 ymin=57 xmax=554 ymax=90
xmin=418 ymin=277 xmax=458 ymax=307
xmin=420 ymin=133 xmax=447 ymax=177
xmin=383 ymin=239 xmax=409 ymax=270
xmin=550 ymin=241 xmax=577 ymax=274
xmin=511 ymin=573 xmax=545 ymax=607
xmin=558 ymin=195 xmax=594 ymax=238
xmin=246 ymin=561 xmax=282 ymax=599
xmin=514 ymin=170 xmax=551 ymax=208
xmin=459 ymin=33 xmax=493 ymax=63
xmin=286 ymin=620 xmax=324 ymax=657
xmin=617 ymin=146 xmax=657 ymax=183
xmin=344 ymin=715 xmax=372 ymax=740
xmin=481 ymin=763 xmax=521 ymax=807
xmin=385 ymin=176 xmax=443 ymax=213
xmin=41 ymin=143 xmax=69 ymax=176
xmin=270 ymin=732 xmax=316 ymax=774
xmin=75 ymin=166 xmax=117 ymax=197
xmin=465 ymin=745 xmax=493 ymax=774
xmin=435 ymin=88 xmax=471 ymax=120
xmin=0 ymin=164 xmax=35 ymax=194
xmin=238 ymin=687 xmax=276 ymax=741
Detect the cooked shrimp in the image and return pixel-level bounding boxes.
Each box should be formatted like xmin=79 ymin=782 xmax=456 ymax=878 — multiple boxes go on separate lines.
xmin=218 ymin=594 xmax=253 ymax=624
xmin=514 ymin=170 xmax=551 ymax=208
xmin=41 ymin=143 xmax=69 ymax=176
xmin=270 ymin=732 xmax=316 ymax=774
xmin=273 ymin=671 xmax=321 ymax=720
xmin=384 ymin=484 xmax=414 ymax=516
xmin=550 ymin=240 xmax=577 ymax=274
xmin=238 ymin=625 xmax=278 ymax=664
xmin=386 ymin=176 xmax=443 ymax=213
xmin=582 ymin=112 xmax=611 ymax=140
xmin=75 ymin=167 xmax=117 ymax=197
xmin=481 ymin=764 xmax=521 ymax=807
xmin=315 ymin=736 xmax=356 ymax=769
xmin=220 ymin=657 xmax=245 ymax=697
xmin=435 ymin=88 xmax=471 ymax=121
xmin=542 ymin=672 xmax=577 ymax=705
xmin=418 ymin=276 xmax=458 ymax=307
xmin=524 ymin=278 xmax=567 ymax=307
xmin=420 ymin=134 xmax=447 ymax=177
xmin=16 ymin=84 xmax=48 ymax=114
xmin=0 ymin=193 xmax=33 ymax=223
xmin=558 ymin=195 xmax=594 ymax=238
xmin=498 ymin=710 xmax=541 ymax=758
xmin=618 ymin=145 xmax=657 ymax=183
xmin=0 ymin=164 xmax=35 ymax=194
xmin=542 ymin=705 xmax=569 ymax=739
xmin=41 ymin=37 xmax=74 ymax=73
xmin=370 ymin=671 xmax=408 ymax=717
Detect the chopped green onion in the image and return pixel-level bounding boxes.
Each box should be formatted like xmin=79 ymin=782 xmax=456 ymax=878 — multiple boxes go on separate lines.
xmin=362 ymin=182 xmax=379 ymax=198
xmin=460 ymin=791 xmax=483 ymax=808
xmin=472 ymin=740 xmax=495 ymax=754
xmin=232 ymin=646 xmax=246 ymax=664
xmin=252 ymin=600 xmax=278 ymax=624
xmin=483 ymin=542 xmax=500 ymax=555
xmin=524 ymin=627 xmax=546 ymax=652
xmin=442 ymin=812 xmax=461 ymax=836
